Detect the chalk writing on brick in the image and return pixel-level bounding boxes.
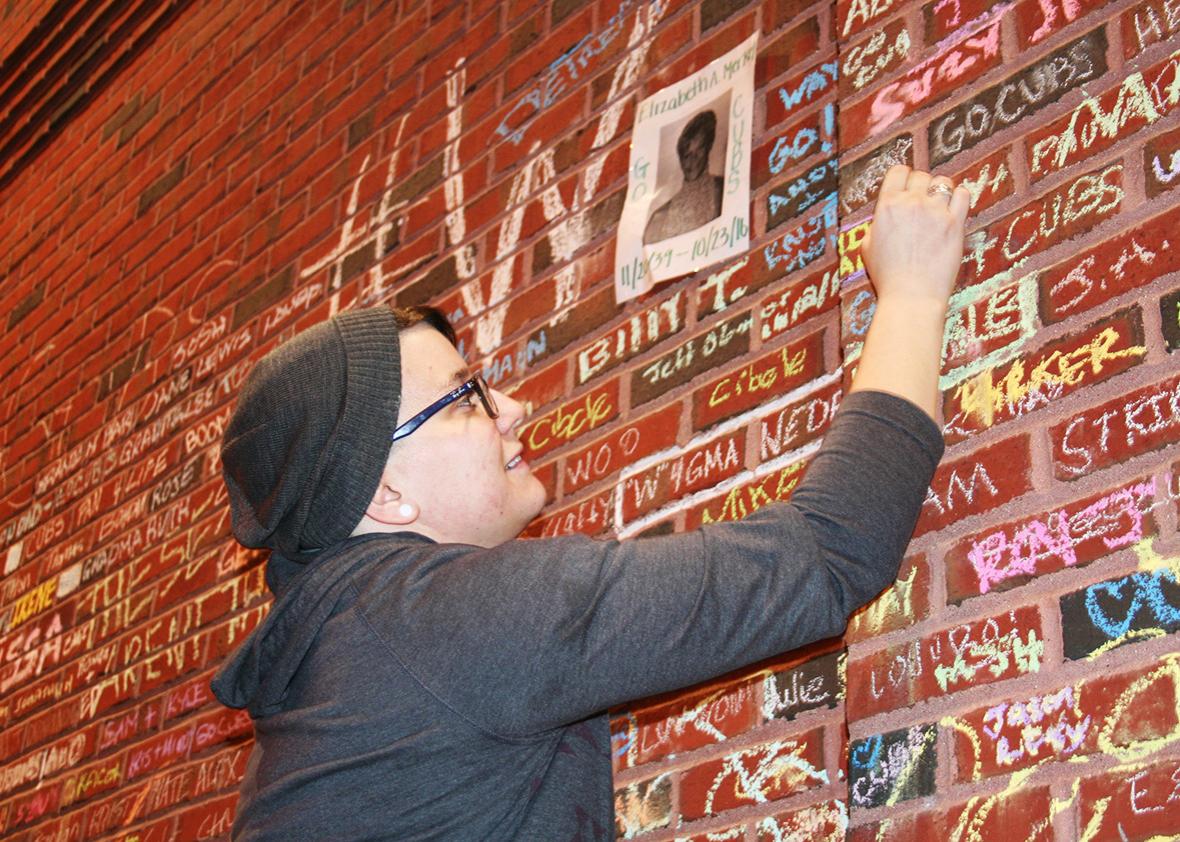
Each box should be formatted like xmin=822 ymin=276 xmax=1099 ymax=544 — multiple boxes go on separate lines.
xmin=946 ymin=475 xmax=1159 ymax=602
xmin=1051 ymin=373 xmax=1180 ymax=479
xmin=839 ymin=134 xmax=913 ymax=215
xmin=841 ymin=17 xmax=1002 ymax=147
xmin=1060 ymin=544 xmax=1180 ymax=659
xmin=944 ymin=307 xmax=1145 ymax=442
xmin=929 ymin=28 xmax=1108 ymax=165
xmin=763 ymin=649 xmax=843 ymax=721
xmin=1028 ymin=51 xmax=1180 ymax=181
xmin=849 ymin=725 xmax=936 ymax=809
xmin=1122 ymin=0 xmax=1180 ymax=54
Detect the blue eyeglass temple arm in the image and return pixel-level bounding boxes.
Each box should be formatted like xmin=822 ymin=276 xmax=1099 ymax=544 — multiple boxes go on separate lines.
xmin=391 ymin=378 xmax=488 ymax=441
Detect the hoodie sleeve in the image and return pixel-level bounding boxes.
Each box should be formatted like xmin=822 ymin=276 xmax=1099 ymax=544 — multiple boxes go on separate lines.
xmin=354 ymin=390 xmax=943 ymax=739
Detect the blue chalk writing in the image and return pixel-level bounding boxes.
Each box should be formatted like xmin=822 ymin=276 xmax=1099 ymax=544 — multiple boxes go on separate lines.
xmin=767 ymin=103 xmax=836 ymax=175
xmin=775 ymin=62 xmax=838 ymax=119
xmin=762 ymin=192 xmax=837 ymax=273
xmin=1084 ymin=568 xmax=1180 ymax=639
xmin=495 ymin=0 xmax=666 ymax=143
xmin=481 ymin=329 xmax=549 ymax=386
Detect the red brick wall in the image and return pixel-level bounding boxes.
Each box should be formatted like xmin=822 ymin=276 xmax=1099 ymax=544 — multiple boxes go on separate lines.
xmin=1 ymin=1 xmax=1178 ymax=839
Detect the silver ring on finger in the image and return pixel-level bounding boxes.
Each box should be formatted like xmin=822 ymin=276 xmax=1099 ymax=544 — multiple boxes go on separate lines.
xmin=927 ymin=182 xmax=954 ymax=200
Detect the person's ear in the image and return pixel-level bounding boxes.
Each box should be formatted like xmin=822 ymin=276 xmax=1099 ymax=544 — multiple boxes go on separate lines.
xmin=365 ymin=481 xmax=419 ymax=526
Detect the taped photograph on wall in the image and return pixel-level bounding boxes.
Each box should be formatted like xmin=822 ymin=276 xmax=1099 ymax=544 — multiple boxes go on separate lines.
xmin=615 ymin=32 xmax=756 ymax=303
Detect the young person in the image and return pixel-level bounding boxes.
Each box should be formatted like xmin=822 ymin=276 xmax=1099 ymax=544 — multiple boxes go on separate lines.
xmin=212 ymin=166 xmax=969 ymax=840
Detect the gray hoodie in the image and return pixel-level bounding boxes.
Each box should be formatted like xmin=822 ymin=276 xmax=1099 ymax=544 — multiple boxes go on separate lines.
xmin=211 ymin=390 xmax=943 ymax=840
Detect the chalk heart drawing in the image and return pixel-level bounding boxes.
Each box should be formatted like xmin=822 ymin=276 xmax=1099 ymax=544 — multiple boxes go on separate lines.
xmin=1087 ymin=577 xmax=1144 ymax=639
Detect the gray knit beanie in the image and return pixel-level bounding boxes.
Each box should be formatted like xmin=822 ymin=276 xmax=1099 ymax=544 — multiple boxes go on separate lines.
xmin=220 ymin=306 xmax=401 ymax=561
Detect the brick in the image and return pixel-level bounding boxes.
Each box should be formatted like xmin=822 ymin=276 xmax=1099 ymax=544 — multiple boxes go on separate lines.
xmin=945 ymin=474 xmax=1159 ymax=603
xmin=685 ymin=458 xmax=808 ymax=529
xmin=697 ymin=255 xmax=763 ymax=316
xmin=1079 ymin=756 xmax=1180 ymax=840
xmin=621 ymin=430 xmax=745 ymax=521
xmin=759 ymin=265 xmax=841 ymax=340
xmin=768 ymin=157 xmax=838 ymax=229
xmin=703 ymin=0 xmax=755 ymax=30
xmin=846 ymin=554 xmax=931 ymax=642
xmin=1060 ymin=560 xmax=1180 ymax=660
xmin=503 ymin=359 xmax=566 ymax=417
xmin=693 ymin=327 xmax=826 ymax=430
xmin=840 ymin=19 xmax=910 ymax=97
xmin=848 ymin=724 xmax=936 ymax=809
xmin=840 ymin=19 xmax=1002 ymax=149
xmin=614 ymin=775 xmax=671 ymax=837
xmin=766 ymin=0 xmax=820 ymax=30
xmin=118 ymin=92 xmax=160 ymax=147
xmin=849 ymin=786 xmax=1052 ymax=840
xmin=962 ymin=161 xmax=1124 ymax=290
xmin=762 ymin=648 xmax=843 ymax=721
xmin=758 ymin=17 xmax=821 ymax=83
xmin=527 ymin=282 xmax=621 ymax=367
xmin=190 ymin=705 xmax=252 ymax=754
xmin=759 ymin=193 xmax=836 ymax=282
xmin=175 ymin=791 xmax=237 ymax=839
xmin=915 ymin=434 xmax=1032 ymax=537
xmin=847 ymin=605 xmax=1043 ymax=717
xmin=1162 ymin=287 xmax=1180 ymax=351
xmin=1050 ymin=372 xmax=1180 ymax=479
xmin=838 ymin=218 xmax=870 ymax=283
xmin=126 ymin=722 xmax=195 ymax=781
xmin=503 ymin=7 xmax=594 ymax=95
xmin=1146 ymin=121 xmax=1180 ymax=198
xmin=837 ymin=0 xmax=902 ymax=39
xmin=679 ymin=731 xmax=826 ymax=819
xmin=758 ymin=798 xmax=846 ymax=841
xmin=7 ymin=780 xmax=61 ymax=829
xmin=765 ymin=59 xmax=837 ymax=128
xmin=523 ymin=487 xmax=617 ymax=539
xmin=520 ymin=378 xmax=619 ymax=461
xmin=754 ymin=104 xmax=836 ymax=190
xmin=611 ymin=676 xmax=760 ymax=770
xmin=758 ymin=379 xmax=841 ymax=461
xmin=632 ymin=311 xmax=754 ymax=409
xmin=929 ymin=28 xmax=1108 ymax=166
xmin=923 ymin=0 xmax=1005 ymax=40
xmin=138 ymin=159 xmax=187 ymax=218
xmin=1027 ymin=51 xmax=1180 ymax=182
xmin=838 ymin=133 xmax=913 ymax=216
xmin=1039 ymin=205 xmax=1180 ymax=325
xmin=7 ymin=282 xmax=45 ymax=331
xmin=645 ymin=14 xmax=756 ymax=94
xmin=60 ymin=754 xmax=123 ymax=808
xmin=952 ymin=146 xmax=1013 ymax=215
xmin=1123 ymin=0 xmax=1180 ymax=55
xmin=953 ymin=657 xmax=1180 ymax=782
xmin=1016 ymin=0 xmax=1112 ymax=45
xmin=572 ymin=288 xmax=687 ymax=386
xmin=563 ymin=403 xmax=680 ymax=496
xmin=943 ymin=307 xmax=1146 ymax=444
xmin=941 ymin=276 xmax=1038 ymax=378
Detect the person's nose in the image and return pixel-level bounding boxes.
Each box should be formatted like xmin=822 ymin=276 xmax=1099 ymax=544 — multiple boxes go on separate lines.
xmin=491 ymin=388 xmax=526 ymax=435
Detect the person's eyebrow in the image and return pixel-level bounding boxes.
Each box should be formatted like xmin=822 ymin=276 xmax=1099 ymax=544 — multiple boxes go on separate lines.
xmin=445 ymin=368 xmax=469 ymax=389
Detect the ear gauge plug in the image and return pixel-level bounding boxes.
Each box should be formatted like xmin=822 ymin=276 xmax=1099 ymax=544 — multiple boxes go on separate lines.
xmin=398 ymin=503 xmax=414 ymax=518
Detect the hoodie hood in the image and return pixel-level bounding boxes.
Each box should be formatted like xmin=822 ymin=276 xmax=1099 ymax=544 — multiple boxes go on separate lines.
xmin=211 ymin=538 xmax=409 ymax=715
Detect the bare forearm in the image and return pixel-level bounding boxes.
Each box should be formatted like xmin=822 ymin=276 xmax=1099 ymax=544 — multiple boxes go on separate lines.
xmin=849 ymin=295 xmax=947 ymax=425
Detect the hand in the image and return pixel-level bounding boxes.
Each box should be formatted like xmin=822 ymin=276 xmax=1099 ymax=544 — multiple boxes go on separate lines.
xmin=861 ymin=165 xmax=970 ymax=311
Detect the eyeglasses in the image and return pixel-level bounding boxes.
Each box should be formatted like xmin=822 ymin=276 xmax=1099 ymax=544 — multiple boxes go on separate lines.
xmin=391 ymin=374 xmax=499 ymax=441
